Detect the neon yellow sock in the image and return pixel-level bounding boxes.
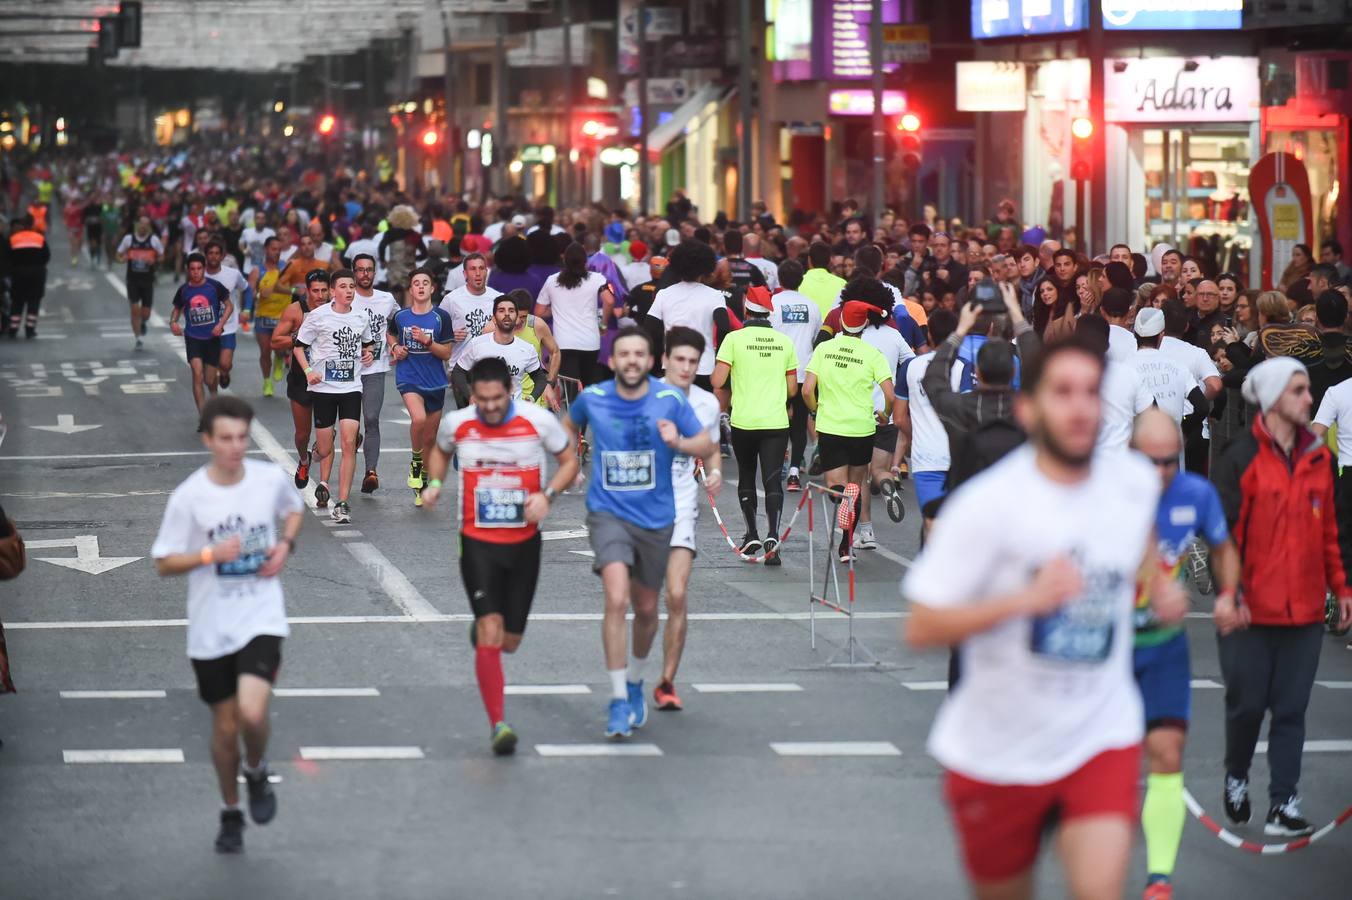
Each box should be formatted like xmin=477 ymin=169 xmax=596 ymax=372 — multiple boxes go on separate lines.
xmin=1142 ymin=772 xmax=1185 ymax=879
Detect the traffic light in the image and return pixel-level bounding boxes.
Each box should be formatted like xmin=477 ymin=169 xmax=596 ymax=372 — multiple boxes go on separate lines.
xmin=896 ymin=112 xmax=922 ymax=170
xmin=317 ymin=114 xmax=336 ymax=136
xmin=420 ymin=127 xmax=440 ymax=149
xmin=1070 ymin=117 xmax=1093 ymax=182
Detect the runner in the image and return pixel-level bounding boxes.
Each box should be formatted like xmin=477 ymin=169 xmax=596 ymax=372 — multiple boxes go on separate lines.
xmin=536 ymin=242 xmax=616 ymax=399
xmin=803 ymin=286 xmax=896 ymax=563
xmin=294 ymin=269 xmax=375 ymax=522
xmin=896 ymin=310 xmax=969 ymax=529
xmin=903 ymin=338 xmax=1186 ymax=900
xmin=502 ymin=289 xmax=562 ymax=408
xmin=644 ymin=240 xmax=732 ymax=390
xmin=270 ymin=270 xmax=330 ymax=489
xmin=438 ymin=252 xmax=503 ymax=407
xmin=389 ymin=268 xmax=455 ymax=505
xmin=273 ymin=233 xmax=331 ymax=300
xmin=855 ymin=295 xmax=915 ymax=549
xmin=422 ymin=357 xmax=579 ymax=755
xmin=451 ymin=294 xmax=550 ymax=403
xmin=169 ymin=251 xmax=233 ymax=422
xmin=350 ymin=253 xmax=400 ymax=494
xmin=768 ymin=260 xmax=822 ymax=492
xmin=711 ymin=286 xmax=797 ymax=564
xmin=248 ymin=237 xmax=290 ymax=397
xmin=565 ymin=326 xmax=715 ymax=737
xmin=1132 ymin=308 xmax=1198 ymax=427
xmin=116 ymin=213 xmax=164 ymax=350
xmin=655 ymin=326 xmax=723 ymax=709
xmin=151 ymin=396 xmax=304 ymax=854
xmin=1130 ymin=408 xmax=1240 ymax=900
xmin=205 ymin=239 xmax=247 ymax=390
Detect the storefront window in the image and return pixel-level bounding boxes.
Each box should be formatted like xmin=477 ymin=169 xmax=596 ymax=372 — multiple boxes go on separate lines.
xmin=1142 ymin=129 xmax=1251 ymax=278
xmin=1265 ymin=127 xmax=1342 ymax=250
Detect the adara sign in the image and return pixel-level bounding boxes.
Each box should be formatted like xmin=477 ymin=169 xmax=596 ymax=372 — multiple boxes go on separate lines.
xmin=1104 ymin=56 xmax=1259 ymax=124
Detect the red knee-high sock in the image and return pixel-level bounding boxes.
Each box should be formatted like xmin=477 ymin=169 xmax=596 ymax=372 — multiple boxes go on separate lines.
xmin=475 ymin=645 xmax=505 ymax=726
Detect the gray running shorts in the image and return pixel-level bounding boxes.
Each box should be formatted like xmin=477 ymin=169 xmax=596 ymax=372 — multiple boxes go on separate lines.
xmin=586 ymin=509 xmax=674 ymax=591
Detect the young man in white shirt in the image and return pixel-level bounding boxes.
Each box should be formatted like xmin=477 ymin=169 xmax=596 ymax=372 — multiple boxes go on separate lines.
xmin=904 ymin=338 xmax=1185 ymax=900
xmin=205 ymin=239 xmax=247 ymax=390
xmin=452 ymin=295 xmax=550 ymax=403
xmin=350 ymin=254 xmax=400 ymax=494
xmin=152 ymin=397 xmax=304 ymax=854
xmin=438 ymin=252 xmax=502 ymax=405
xmin=1075 ymin=315 xmax=1154 ymax=456
xmin=1133 ymin=308 xmax=1199 ymax=426
xmin=295 ymin=269 xmax=375 ymax=522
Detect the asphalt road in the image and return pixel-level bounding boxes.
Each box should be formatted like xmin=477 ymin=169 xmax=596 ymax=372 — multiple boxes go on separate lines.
xmin=1 ymin=252 xmax=1350 ymax=899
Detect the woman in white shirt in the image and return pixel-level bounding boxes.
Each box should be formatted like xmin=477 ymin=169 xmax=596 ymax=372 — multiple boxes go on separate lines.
xmin=534 ymin=242 xmax=615 ymax=393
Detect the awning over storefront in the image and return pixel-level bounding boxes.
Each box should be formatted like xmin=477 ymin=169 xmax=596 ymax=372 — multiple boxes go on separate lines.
xmin=646 ymin=84 xmax=731 ymax=156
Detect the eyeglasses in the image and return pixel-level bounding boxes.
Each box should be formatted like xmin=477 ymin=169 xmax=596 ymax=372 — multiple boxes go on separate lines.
xmin=1145 ymin=454 xmax=1179 ymax=469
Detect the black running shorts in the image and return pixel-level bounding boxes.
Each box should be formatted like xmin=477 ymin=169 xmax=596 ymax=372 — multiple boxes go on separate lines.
xmin=286 ymin=361 xmax=313 ymax=407
xmin=817 ymin=431 xmax=874 ymax=470
xmin=459 ymin=533 xmax=542 ymax=636
xmin=873 ymin=423 xmax=898 ymax=454
xmin=312 ymin=391 xmax=362 ymax=429
xmin=191 ymin=634 xmax=283 ymax=705
xmin=127 ymin=278 xmax=154 ymax=307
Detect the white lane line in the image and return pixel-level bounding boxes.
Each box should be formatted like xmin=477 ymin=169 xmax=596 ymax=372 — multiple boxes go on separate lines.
xmin=273 ymin=687 xmax=381 ymax=698
xmin=1191 ymin=679 xmax=1223 ymax=689
xmin=771 ymin=741 xmax=902 ymax=757
xmin=236 ymin=773 xmax=283 ymax=784
xmin=1255 ymin=740 xmax=1352 ymax=754
xmin=535 ymin=743 xmax=663 ymax=757
xmin=1316 ymin=681 xmax=1352 ymax=689
xmin=866 ymin=545 xmax=913 ymax=568
xmin=0 ymin=450 xmax=260 ymax=461
xmin=64 ymin=749 xmax=184 ymax=764
xmin=9 ymin=610 xmax=908 ymax=630
xmin=247 ymin=419 xmax=442 ymax=620
xmin=691 ymin=683 xmax=804 ymax=693
xmin=299 ymin=746 xmax=425 ymax=761
xmin=60 ymin=690 xmax=167 ymax=700
xmin=902 ymin=681 xmax=948 ymax=691
xmin=332 ymin=531 xmax=363 ymax=539
xmin=505 ymin=684 xmax=591 ymax=695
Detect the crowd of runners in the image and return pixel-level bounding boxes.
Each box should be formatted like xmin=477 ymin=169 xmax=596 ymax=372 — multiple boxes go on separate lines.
xmin=3 ymin=142 xmax=1352 ymax=898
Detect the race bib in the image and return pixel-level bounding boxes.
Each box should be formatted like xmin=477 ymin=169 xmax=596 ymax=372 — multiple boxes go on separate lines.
xmin=602 ymin=450 xmax=656 ymax=492
xmin=187 ymin=300 xmax=216 ymax=326
xmin=255 ymin=316 xmax=280 ymax=331
xmin=325 ymin=359 xmax=356 ymax=383
xmin=474 ymin=487 xmax=528 ymax=528
xmin=1030 ymin=601 xmax=1115 ymax=663
xmin=215 ymin=530 xmax=270 ymax=578
xmin=780 ymin=304 xmax=810 ymax=324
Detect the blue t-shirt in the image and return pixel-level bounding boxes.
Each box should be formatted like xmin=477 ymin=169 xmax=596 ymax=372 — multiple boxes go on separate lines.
xmin=958 ymin=333 xmax=1021 ymax=389
xmin=173 ymin=278 xmax=230 ymax=340
xmin=1136 ymin=470 xmax=1229 ymax=643
xmin=391 ymin=305 xmax=454 ymax=392
xmin=569 ymin=376 xmax=704 ymax=529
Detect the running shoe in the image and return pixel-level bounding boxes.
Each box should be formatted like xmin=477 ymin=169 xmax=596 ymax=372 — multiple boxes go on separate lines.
xmin=627 ymin=680 xmax=648 ymax=729
xmin=763 ymin=536 xmax=780 ymax=557
xmin=852 ymin=523 xmax=878 ymax=550
xmin=491 ymin=722 xmax=518 ymax=756
xmin=1223 ymin=775 xmax=1251 ymax=825
xmin=271 ymin=357 xmax=285 ymax=382
xmin=1143 ymin=879 xmax=1173 ymax=900
xmin=880 ymin=479 xmax=905 ymax=523
xmin=654 ymin=680 xmax=683 ymax=711
xmin=1189 ymin=539 xmax=1214 ymax=595
xmin=294 ymin=454 xmax=310 ymax=489
xmin=135 ymin=337 xmax=144 ymax=351
xmin=838 ymin=535 xmax=853 ymax=565
xmin=331 ymin=501 xmax=351 ymax=524
xmin=786 ymin=470 xmax=802 ymax=492
xmin=605 ymin=698 xmax=633 ymax=739
xmin=361 ymin=470 xmax=379 ymax=494
xmin=738 ymin=534 xmax=763 ymax=558
xmin=808 ymin=449 xmax=823 ymax=476
xmin=262 ymin=378 xmax=273 ymax=398
xmin=763 ymin=547 xmax=782 ymax=567
xmin=314 ymin=482 xmax=331 ymax=509
xmin=243 ymin=765 xmax=277 ymax=825
xmin=407 ymin=459 xmax=425 ymax=490
xmin=215 ymin=809 xmax=245 ymax=854
xmin=1265 ymin=795 xmax=1314 ymax=837
xmin=219 ymin=372 xmax=231 ymax=389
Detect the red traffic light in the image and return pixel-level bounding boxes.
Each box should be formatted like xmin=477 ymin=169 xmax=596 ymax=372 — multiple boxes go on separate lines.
xmin=1071 ymin=117 xmax=1094 ymax=140
xmin=421 ymin=128 xmax=439 ymax=148
xmin=317 ymin=114 xmax=336 ymax=136
xmin=898 ymin=112 xmax=921 ymax=133
xmin=1070 ymin=117 xmax=1093 ymax=181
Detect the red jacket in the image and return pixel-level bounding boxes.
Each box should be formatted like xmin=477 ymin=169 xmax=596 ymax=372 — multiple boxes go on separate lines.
xmin=1213 ymin=416 xmax=1348 ymax=626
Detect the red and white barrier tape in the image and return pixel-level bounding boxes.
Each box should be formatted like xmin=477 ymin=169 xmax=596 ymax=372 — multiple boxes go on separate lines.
xmin=1183 ymin=788 xmax=1352 ymax=854
xmin=695 ymin=461 xmax=811 ymax=564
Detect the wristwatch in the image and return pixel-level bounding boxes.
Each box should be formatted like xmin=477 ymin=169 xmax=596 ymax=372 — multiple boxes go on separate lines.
xmin=544 ymin=486 xmax=558 ymax=501
xmin=282 ymin=536 xmax=296 ymax=553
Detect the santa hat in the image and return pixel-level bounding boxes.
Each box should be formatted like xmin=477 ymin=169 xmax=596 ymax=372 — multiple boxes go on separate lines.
xmin=629 ymin=240 xmax=648 ymax=261
xmin=745 ymin=285 xmax=775 ymax=315
xmin=841 ymin=301 xmax=879 ymax=333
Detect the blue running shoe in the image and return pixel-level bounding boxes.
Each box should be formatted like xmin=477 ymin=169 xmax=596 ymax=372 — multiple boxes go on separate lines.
xmin=605 ymin=698 xmax=633 ymax=739
xmin=627 ymin=680 xmax=648 ymax=729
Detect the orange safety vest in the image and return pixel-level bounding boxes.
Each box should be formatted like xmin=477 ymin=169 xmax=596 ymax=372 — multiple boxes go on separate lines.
xmin=9 ymin=229 xmax=45 ymax=251
xmin=27 ymin=205 xmax=47 ymax=233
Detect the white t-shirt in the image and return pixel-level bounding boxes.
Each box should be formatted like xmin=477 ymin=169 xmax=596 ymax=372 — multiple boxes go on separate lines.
xmin=1097 ymin=359 xmax=1155 ymax=454
xmin=769 ymin=289 xmax=823 ymax=383
xmin=1133 ymin=347 xmax=1194 ymax=423
xmin=279 ymin=244 xmax=297 ymax=264
xmin=483 ymin=221 xmax=507 ymax=243
xmin=240 ymin=226 xmax=275 ymax=274
xmin=666 ymin=381 xmax=721 ymax=514
xmin=1108 ymin=324 xmax=1137 ymax=364
xmin=454 ymin=333 xmax=542 ymax=400
xmin=206 ymin=265 xmax=246 ymax=335
xmin=648 ymin=281 xmax=728 ymax=375
xmin=444 ymin=263 xmax=468 ymax=293
xmin=899 ymin=351 xmax=967 ymax=473
xmin=353 ymin=290 xmax=400 ymax=376
xmin=1315 ymin=380 xmax=1352 ymax=467
xmin=151 ymin=459 xmax=304 ymax=660
xmin=537 ymin=270 xmax=609 ymax=353
xmin=438 ymin=285 xmax=504 ymax=366
xmin=621 ymin=260 xmax=652 ymax=292
xmin=748 ymin=257 xmax=779 ymax=291
xmin=862 ymin=322 xmax=914 ymax=413
xmin=1160 ymin=334 xmax=1219 ymax=416
xmin=295 ymin=303 xmax=373 ymax=394
xmin=344 ymin=237 xmax=385 ymax=285
xmin=315 ymin=242 xmax=336 ymax=263
xmin=901 ymin=445 xmax=1158 ymax=784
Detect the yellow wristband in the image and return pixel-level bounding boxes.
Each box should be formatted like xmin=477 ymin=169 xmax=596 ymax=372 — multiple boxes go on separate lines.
xmin=200 ymin=546 xmax=214 ymax=566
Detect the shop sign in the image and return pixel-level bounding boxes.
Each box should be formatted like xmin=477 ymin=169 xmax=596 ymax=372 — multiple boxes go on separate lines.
xmin=1101 ymin=0 xmax=1242 ymax=30
xmin=882 ymin=25 xmax=930 ymax=64
xmin=1104 ymin=56 xmax=1259 ymax=123
xmin=645 ymin=78 xmax=690 ymax=105
xmin=1250 ymin=152 xmax=1315 ymax=290
xmin=972 ymin=0 xmax=1087 ymax=38
xmin=618 ymin=1 xmax=684 ymax=75
xmin=826 ymin=0 xmax=901 ymax=80
xmin=956 ymin=61 xmax=1027 ymax=111
xmin=828 ymin=89 xmax=907 ymax=116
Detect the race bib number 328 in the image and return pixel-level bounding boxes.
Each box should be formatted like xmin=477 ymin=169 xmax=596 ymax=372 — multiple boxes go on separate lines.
xmin=474 ymin=487 xmax=527 ymax=527
xmin=602 ymin=450 xmax=656 ymax=492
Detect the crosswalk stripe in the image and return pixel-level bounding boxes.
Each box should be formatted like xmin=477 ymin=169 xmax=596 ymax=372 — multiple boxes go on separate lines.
xmin=1191 ymin=679 xmax=1223 ymax=689
xmin=1315 ymin=681 xmax=1352 ymax=689
xmin=1255 ymin=740 xmax=1352 ymax=754
xmin=902 ymin=681 xmax=948 ymax=691
xmin=273 ymin=687 xmax=380 ymax=698
xmin=299 ymin=746 xmax=425 ymax=760
xmin=691 ymin=683 xmax=804 ymax=693
xmin=535 ymin=743 xmax=663 ymax=757
xmin=771 ymin=741 xmax=901 ymax=757
xmin=505 ymin=684 xmax=591 ymax=695
xmin=63 ymin=749 xmax=184 ymax=764
xmin=59 ymin=690 xmax=167 ymax=699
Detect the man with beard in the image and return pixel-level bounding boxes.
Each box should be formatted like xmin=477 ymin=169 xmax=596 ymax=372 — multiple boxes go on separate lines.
xmin=351 ymin=254 xmax=400 ymax=494
xmin=904 ymin=337 xmax=1186 ymax=900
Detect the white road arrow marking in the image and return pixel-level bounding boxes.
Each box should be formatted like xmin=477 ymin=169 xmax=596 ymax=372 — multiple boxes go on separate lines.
xmin=26 ymin=535 xmax=142 ymax=575
xmin=30 ymin=415 xmax=102 ymax=435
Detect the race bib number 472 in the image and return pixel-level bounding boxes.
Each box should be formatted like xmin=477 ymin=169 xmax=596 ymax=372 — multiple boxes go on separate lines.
xmin=602 ymin=450 xmax=656 ymax=492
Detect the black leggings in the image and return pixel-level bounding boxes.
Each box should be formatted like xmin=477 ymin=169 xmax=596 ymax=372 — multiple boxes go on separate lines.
xmin=730 ymin=426 xmax=789 ymax=540
xmin=787 ymin=390 xmax=810 ymax=469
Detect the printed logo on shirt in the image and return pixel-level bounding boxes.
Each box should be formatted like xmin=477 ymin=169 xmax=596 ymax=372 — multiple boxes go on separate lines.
xmin=325 ymin=325 xmax=362 ymax=383
xmin=1030 ymin=552 xmax=1124 ymax=664
xmin=363 ymin=309 xmax=388 ymax=361
xmin=187 ymin=295 xmax=216 ymax=326
xmin=464 ymin=306 xmax=491 ymax=337
xmin=1168 ymin=505 xmax=1197 ymax=527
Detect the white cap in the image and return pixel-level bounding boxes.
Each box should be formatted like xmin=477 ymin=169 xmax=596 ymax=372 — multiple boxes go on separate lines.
xmin=1134 ymin=307 xmax=1165 ymax=338
xmin=665 ymin=228 xmax=680 ymax=247
xmin=511 ymin=214 xmax=527 ymax=228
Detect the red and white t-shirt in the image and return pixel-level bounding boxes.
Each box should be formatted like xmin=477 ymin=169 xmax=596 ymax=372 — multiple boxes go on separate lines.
xmin=435 ymin=401 xmax=569 ymax=544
